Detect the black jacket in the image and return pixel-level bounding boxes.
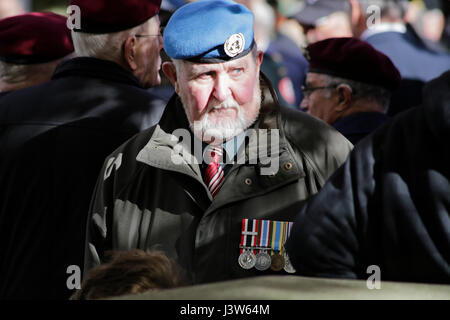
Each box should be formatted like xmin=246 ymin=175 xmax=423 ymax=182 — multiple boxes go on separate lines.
xmin=332 ymin=112 xmax=389 ymax=145
xmin=285 ymin=71 xmax=450 ymax=284
xmin=0 ymin=57 xmax=165 ymax=299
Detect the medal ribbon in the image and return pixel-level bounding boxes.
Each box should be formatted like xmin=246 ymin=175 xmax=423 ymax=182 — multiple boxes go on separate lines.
xmin=240 ymin=218 xmax=248 ymax=254
xmin=280 ymin=221 xmax=287 ymax=254
xmin=270 ymin=221 xmax=283 ymax=254
xmin=259 ymin=220 xmax=270 ymax=251
xmin=240 ymin=219 xmax=258 ymax=254
xmin=251 ymin=219 xmax=258 ymax=254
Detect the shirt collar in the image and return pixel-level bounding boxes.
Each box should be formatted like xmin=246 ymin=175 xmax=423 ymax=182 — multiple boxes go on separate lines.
xmin=199 ymin=130 xmax=248 ymax=164
xmin=361 ymin=22 xmax=406 ymax=41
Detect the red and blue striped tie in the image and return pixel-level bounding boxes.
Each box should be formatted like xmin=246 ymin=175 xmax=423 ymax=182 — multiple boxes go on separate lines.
xmin=204 ymin=146 xmax=225 ymax=198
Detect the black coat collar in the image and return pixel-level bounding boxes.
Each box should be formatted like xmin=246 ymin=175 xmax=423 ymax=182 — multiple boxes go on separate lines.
xmin=52 ymin=57 xmax=143 ymax=88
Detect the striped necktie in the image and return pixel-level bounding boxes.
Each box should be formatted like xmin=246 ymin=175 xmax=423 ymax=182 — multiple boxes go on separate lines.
xmin=203 ymin=145 xmax=225 ymax=198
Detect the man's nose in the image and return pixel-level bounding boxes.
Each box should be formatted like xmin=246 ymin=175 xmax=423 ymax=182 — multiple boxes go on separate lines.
xmin=212 ymin=74 xmax=231 ymax=102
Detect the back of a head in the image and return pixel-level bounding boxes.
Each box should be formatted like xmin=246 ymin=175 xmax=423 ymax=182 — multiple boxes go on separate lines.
xmin=72 ymin=250 xmax=182 ymax=300
xmin=69 ymin=0 xmax=161 ymax=61
xmin=0 ymin=12 xmax=74 ymax=90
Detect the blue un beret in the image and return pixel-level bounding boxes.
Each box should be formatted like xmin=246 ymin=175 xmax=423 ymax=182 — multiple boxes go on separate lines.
xmin=163 ymin=0 xmax=255 ymax=63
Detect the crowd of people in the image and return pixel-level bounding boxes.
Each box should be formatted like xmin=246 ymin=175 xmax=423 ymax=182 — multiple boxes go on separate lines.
xmin=0 ymin=0 xmax=448 ymax=300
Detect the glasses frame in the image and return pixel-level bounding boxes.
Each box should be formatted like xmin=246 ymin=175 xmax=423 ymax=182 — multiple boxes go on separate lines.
xmin=301 ymin=85 xmax=337 ymax=97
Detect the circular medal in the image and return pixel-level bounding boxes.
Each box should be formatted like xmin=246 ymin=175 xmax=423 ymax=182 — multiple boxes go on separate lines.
xmin=238 ymin=250 xmax=256 ymax=270
xmin=283 ymin=254 xmax=296 ymax=273
xmin=270 ymin=253 xmax=285 ymax=272
xmin=254 ymin=251 xmax=271 ymax=271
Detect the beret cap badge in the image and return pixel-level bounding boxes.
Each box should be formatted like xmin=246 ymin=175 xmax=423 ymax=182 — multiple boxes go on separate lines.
xmin=224 ymin=33 xmax=245 ymax=58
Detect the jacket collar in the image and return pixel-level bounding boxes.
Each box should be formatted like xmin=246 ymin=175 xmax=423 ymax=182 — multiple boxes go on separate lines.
xmin=136 ymin=73 xmax=304 ymax=206
xmin=52 ymin=57 xmax=143 ymax=88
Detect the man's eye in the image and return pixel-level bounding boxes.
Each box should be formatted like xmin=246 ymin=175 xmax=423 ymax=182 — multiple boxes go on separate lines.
xmin=197 ymin=72 xmax=213 ymax=79
xmin=232 ymin=68 xmax=244 ymax=75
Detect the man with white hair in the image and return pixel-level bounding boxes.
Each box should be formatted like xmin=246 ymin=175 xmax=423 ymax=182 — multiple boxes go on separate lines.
xmin=85 ymin=0 xmax=352 ymax=285
xmin=0 ymin=0 xmax=164 ymax=299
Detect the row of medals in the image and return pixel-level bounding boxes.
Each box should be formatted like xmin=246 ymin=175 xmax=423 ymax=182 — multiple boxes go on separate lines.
xmin=238 ymin=246 xmax=296 ymax=273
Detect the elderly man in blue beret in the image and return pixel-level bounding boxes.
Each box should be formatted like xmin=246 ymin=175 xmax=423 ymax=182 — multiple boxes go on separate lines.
xmin=85 ymin=0 xmax=352 ymax=285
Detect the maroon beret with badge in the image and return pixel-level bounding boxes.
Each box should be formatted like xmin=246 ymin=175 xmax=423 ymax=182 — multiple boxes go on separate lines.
xmin=305 ymin=37 xmax=401 ymax=91
xmin=70 ymin=0 xmax=162 ymax=33
xmin=0 ymin=12 xmax=74 ymax=64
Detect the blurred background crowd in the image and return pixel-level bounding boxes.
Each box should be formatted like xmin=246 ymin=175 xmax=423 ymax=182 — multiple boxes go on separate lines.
xmin=2 ymin=0 xmax=449 ymax=111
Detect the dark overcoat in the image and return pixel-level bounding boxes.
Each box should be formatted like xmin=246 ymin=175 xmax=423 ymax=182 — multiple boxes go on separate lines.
xmin=0 ymin=57 xmax=165 ymax=299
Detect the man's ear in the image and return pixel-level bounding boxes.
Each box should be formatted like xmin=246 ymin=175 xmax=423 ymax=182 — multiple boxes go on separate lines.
xmin=335 ymin=84 xmax=352 ymax=112
xmin=123 ymin=36 xmax=138 ymax=70
xmin=162 ymin=61 xmax=179 ymax=92
xmin=256 ymin=50 xmax=264 ymax=68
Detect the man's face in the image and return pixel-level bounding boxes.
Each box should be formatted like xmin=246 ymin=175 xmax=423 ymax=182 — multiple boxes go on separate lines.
xmin=172 ymin=51 xmax=263 ymax=143
xmin=300 ymin=72 xmax=340 ymax=124
xmin=133 ymin=15 xmax=163 ymax=88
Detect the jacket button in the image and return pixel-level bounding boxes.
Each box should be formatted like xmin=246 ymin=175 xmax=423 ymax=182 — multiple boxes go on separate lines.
xmin=244 ymin=178 xmax=252 ymax=186
xmin=284 ymin=162 xmax=293 ymax=171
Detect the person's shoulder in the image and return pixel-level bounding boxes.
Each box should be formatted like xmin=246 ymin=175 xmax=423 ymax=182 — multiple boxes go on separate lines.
xmin=109 ymin=124 xmax=158 ymax=159
xmin=280 ymin=106 xmax=352 ymax=151
xmin=99 ymin=124 xmax=158 ymax=187
xmin=0 ymin=82 xmax=54 ymax=119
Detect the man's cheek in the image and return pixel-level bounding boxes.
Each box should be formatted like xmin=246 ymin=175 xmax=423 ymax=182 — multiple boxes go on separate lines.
xmin=190 ymin=90 xmax=210 ymax=115
xmin=234 ymin=83 xmax=255 ymax=105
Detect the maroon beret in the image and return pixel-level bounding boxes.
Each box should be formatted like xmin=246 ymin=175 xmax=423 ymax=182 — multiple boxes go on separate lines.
xmin=70 ymin=0 xmax=162 ymax=33
xmin=0 ymin=12 xmax=74 ymax=64
xmin=306 ymin=37 xmax=401 ymax=91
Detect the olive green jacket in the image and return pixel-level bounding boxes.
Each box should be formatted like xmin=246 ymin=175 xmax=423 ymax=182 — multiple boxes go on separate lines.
xmin=84 ymin=76 xmax=353 ymax=283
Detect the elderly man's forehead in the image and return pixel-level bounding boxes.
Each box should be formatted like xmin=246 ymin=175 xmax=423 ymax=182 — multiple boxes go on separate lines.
xmin=185 ymin=54 xmax=252 ymax=72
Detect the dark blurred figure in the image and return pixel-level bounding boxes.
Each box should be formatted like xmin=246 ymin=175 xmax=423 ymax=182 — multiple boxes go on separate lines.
xmin=350 ymin=0 xmax=450 ymax=116
xmin=267 ymin=0 xmax=309 ymax=108
xmin=146 ymin=0 xmax=188 ymax=105
xmin=0 ymin=0 xmax=164 ymax=299
xmin=71 ymin=250 xmax=182 ymax=300
xmin=286 ymin=70 xmax=450 ymax=285
xmin=236 ymin=0 xmax=298 ymax=108
xmin=300 ymin=37 xmax=401 ymax=144
xmin=0 ymin=12 xmax=74 ymax=97
xmin=440 ymin=0 xmax=450 ymax=51
xmin=292 ymin=0 xmax=353 ymax=44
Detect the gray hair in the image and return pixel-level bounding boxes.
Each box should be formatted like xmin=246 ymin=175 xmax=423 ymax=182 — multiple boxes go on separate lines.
xmin=0 ymin=61 xmax=53 ymax=84
xmin=71 ymin=23 xmax=145 ymax=62
xmin=322 ymin=74 xmax=391 ymax=112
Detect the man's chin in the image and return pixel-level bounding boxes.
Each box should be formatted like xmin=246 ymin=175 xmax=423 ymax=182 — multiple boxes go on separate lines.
xmin=208 ymin=107 xmax=238 ymax=118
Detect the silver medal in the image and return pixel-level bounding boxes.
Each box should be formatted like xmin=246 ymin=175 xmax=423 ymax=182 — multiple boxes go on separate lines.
xmin=283 ymin=254 xmax=296 ymax=273
xmin=238 ymin=250 xmax=256 ymax=269
xmin=254 ymin=251 xmax=271 ymax=271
